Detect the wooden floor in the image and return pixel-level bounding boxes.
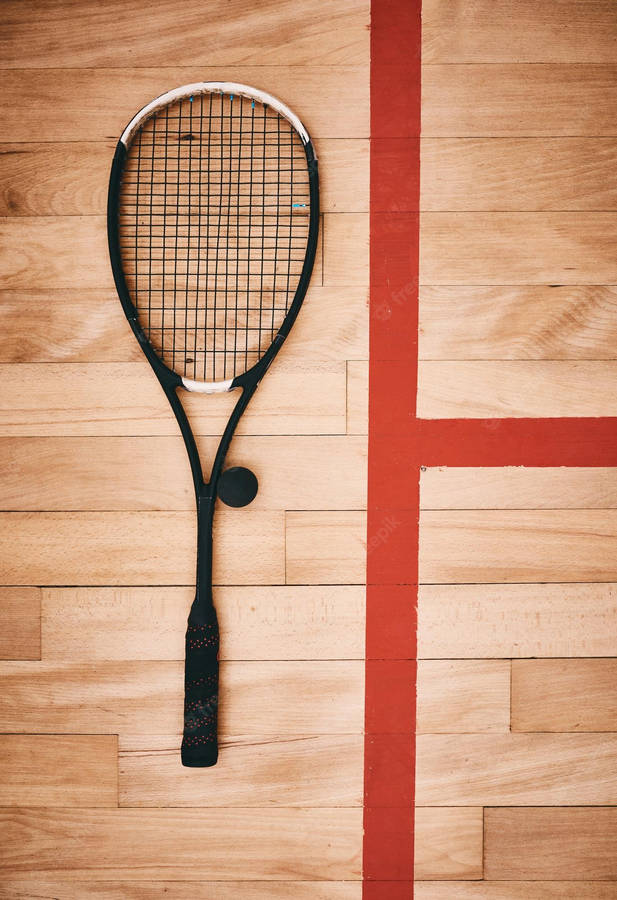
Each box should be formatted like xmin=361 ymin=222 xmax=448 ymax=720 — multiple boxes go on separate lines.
xmin=1 ymin=0 xmax=617 ymax=896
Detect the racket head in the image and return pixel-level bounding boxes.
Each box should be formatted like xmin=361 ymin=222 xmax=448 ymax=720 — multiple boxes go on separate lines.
xmin=108 ymin=82 xmax=319 ymax=393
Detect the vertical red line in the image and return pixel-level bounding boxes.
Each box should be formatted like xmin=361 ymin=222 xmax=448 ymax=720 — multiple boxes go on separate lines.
xmin=364 ymin=1 xmax=422 ymax=897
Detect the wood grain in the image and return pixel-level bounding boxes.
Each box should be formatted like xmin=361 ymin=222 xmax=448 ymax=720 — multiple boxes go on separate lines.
xmin=414 ymin=807 xmax=483 ymax=880
xmin=423 ymin=0 xmax=617 ymax=64
xmin=0 ymin=140 xmax=368 ymax=216
xmin=0 ymin=660 xmax=364 ymax=736
xmin=42 ymin=585 xmax=365 ymax=661
xmin=0 ymin=510 xmax=284 ymax=586
xmin=422 ymin=65 xmax=617 ymax=137
xmin=421 ymin=138 xmax=617 ymax=211
xmin=484 ymin=808 xmax=617 ymax=880
xmin=0 ymin=285 xmax=368 ymax=364
xmin=415 ymin=884 xmax=617 ymax=899
xmin=0 ymin=735 xmax=117 ymax=807
xmin=0 ymin=69 xmax=368 ymax=143
xmin=0 ymin=586 xmax=40 ymax=660
xmin=0 ymin=362 xmax=346 ymax=436
xmin=416 ymin=733 xmax=617 ymax=805
xmin=0 ymin=0 xmax=369 ymax=67
xmin=323 ymin=213 xmax=369 ymax=286
xmin=119 ymin=733 xmax=362 ymax=807
xmin=0 ymin=435 xmax=367 ymax=511
xmin=285 ymin=510 xmax=366 ymax=584
xmin=420 ymin=467 xmax=617 ymax=509
xmin=346 ymin=360 xmax=368 ymax=435
xmin=417 ymin=660 xmax=510 ymax=734
xmin=0 ymin=883 xmax=362 ymax=900
xmin=420 ymin=213 xmax=617 ymax=285
xmin=419 ymin=286 xmax=617 ymax=360
xmin=418 ymin=583 xmax=617 ymax=659
xmin=0 ymin=807 xmax=362 ymax=881
xmin=512 ymin=659 xmax=617 ymax=732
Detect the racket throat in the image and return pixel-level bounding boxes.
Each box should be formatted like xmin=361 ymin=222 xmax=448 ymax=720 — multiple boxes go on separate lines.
xmin=192 ymin=491 xmax=216 ymax=616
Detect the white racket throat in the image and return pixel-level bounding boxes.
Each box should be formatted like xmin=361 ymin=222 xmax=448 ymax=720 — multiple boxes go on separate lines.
xmin=181 ymin=376 xmax=234 ymax=394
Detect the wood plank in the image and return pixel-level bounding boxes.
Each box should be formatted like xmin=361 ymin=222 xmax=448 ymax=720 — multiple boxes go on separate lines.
xmin=420 ymin=467 xmax=617 ymax=509
xmin=484 ymin=808 xmax=617 ymax=880
xmin=119 ymin=733 xmax=362 ymax=807
xmin=0 ymin=883 xmax=362 ymax=900
xmin=0 ymin=362 xmax=346 ymax=436
xmin=0 ymin=214 xmax=325 ymax=292
xmin=42 ymin=585 xmax=365 ymax=661
xmin=418 ymin=583 xmax=617 ymax=659
xmin=423 ymin=0 xmax=617 ymax=64
xmin=419 ymin=285 xmax=617 ymax=360
xmin=415 ymin=883 xmax=617 ymax=899
xmin=323 ymin=213 xmax=369 ymax=286
xmin=0 ymin=69 xmax=368 ymax=142
xmin=420 ymin=510 xmax=617 ymax=583
xmin=0 ymin=0 xmax=369 ymax=67
xmin=0 ymin=435 xmax=367 ymax=511
xmin=286 ymin=510 xmax=366 ymax=584
xmin=0 ymin=510 xmax=284 ymax=586
xmin=0 ymin=586 xmax=40 ymax=660
xmin=417 ymin=660 xmax=510 ymax=734
xmin=421 ymin=138 xmax=617 ymax=211
xmin=420 ymin=213 xmax=617 ymax=285
xmin=416 ymin=733 xmax=617 ymax=805
xmin=0 ymin=807 xmax=362 ymax=881
xmin=512 ymin=659 xmax=617 ymax=732
xmin=0 ymin=735 xmax=117 ymax=807
xmin=414 ymin=807 xmax=483 ymax=881
xmin=0 ymin=285 xmax=368 ymax=364
xmin=0 ymin=140 xmax=368 ymax=216
xmin=346 ymin=360 xmax=368 ymax=435
xmin=418 ymin=361 xmax=617 ymax=418
xmin=422 ymin=65 xmax=617 ymax=137
xmin=0 ymin=660 xmax=364 ymax=736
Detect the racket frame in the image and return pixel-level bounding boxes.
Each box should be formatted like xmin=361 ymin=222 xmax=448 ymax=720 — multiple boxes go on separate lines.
xmin=107 ymin=82 xmax=319 ymax=764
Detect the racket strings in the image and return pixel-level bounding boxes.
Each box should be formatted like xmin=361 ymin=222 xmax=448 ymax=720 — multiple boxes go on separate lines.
xmin=118 ymin=92 xmax=310 ymax=382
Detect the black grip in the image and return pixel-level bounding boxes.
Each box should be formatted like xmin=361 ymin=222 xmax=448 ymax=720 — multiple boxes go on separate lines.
xmin=180 ymin=606 xmax=220 ymax=767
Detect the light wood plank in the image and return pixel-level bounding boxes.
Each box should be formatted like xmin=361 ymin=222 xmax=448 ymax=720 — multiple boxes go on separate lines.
xmin=0 ymin=735 xmax=117 ymax=807
xmin=512 ymin=659 xmax=617 ymax=732
xmin=422 ymin=65 xmax=617 ymax=137
xmin=418 ymin=361 xmax=617 ymax=418
xmin=286 ymin=510 xmax=366 ymax=585
xmin=417 ymin=660 xmax=511 ymax=734
xmin=0 ymin=140 xmax=368 ymax=216
xmin=0 ymin=0 xmax=369 ymax=67
xmin=346 ymin=360 xmax=368 ymax=434
xmin=0 ymin=660 xmax=364 ymax=736
xmin=0 ymin=435 xmax=367 ymax=511
xmin=421 ymin=138 xmax=617 ymax=211
xmin=416 ymin=733 xmax=617 ymax=806
xmin=323 ymin=213 xmax=369 ymax=286
xmin=420 ymin=213 xmax=617 ymax=285
xmin=0 ymin=362 xmax=346 ymax=436
xmin=0 ymin=808 xmax=362 ymax=881
xmin=420 ymin=467 xmax=617 ymax=510
xmin=419 ymin=285 xmax=617 ymax=360
xmin=0 ymin=883 xmax=362 ymax=900
xmin=423 ymin=0 xmax=617 ymax=64
xmin=0 ymin=285 xmax=368 ymax=364
xmin=0 ymin=69 xmax=368 ymax=143
xmin=418 ymin=583 xmax=617 ymax=659
xmin=420 ymin=510 xmax=617 ymax=583
xmin=0 ymin=511 xmax=284 ymax=586
xmin=0 ymin=586 xmax=40 ymax=660
xmin=484 ymin=808 xmax=617 ymax=880
xmin=415 ymin=884 xmax=617 ymax=899
xmin=119 ymin=733 xmax=362 ymax=807
xmin=42 ymin=585 xmax=365 ymax=661
xmin=414 ymin=807 xmax=483 ymax=881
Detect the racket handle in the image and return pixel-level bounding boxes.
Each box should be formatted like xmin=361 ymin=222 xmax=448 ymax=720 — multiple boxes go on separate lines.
xmin=180 ymin=604 xmax=219 ymax=767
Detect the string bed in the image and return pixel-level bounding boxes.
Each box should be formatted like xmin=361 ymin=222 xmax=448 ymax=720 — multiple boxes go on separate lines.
xmin=117 ymin=91 xmax=311 ymax=382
